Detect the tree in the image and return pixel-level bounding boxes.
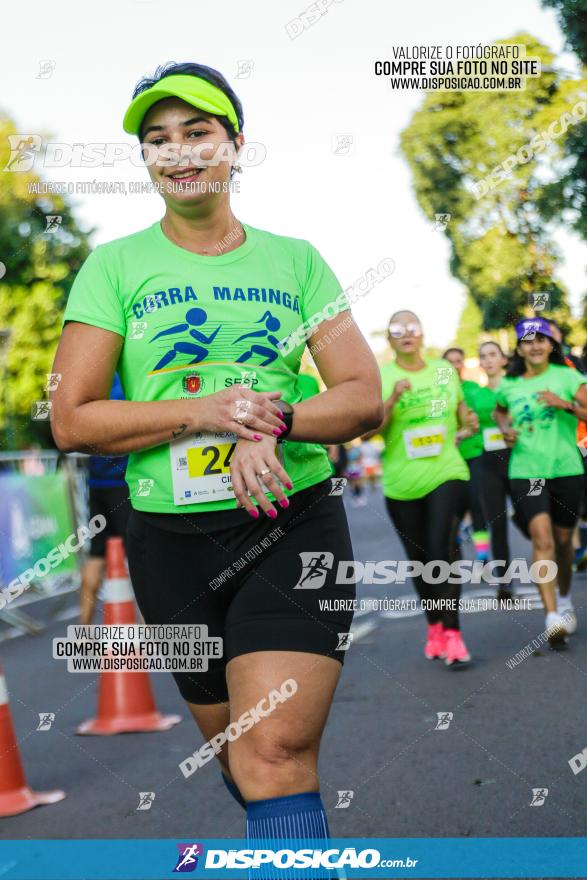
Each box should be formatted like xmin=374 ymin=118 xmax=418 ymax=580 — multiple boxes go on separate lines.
xmin=0 ymin=115 xmax=92 ymax=449
xmin=400 ymin=34 xmax=585 ymax=330
xmin=542 ymin=0 xmax=587 ymax=63
xmin=538 ymin=0 xmax=587 ymax=241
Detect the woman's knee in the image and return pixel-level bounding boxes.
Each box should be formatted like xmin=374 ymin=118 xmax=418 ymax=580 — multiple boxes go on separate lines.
xmin=228 ymin=724 xmax=319 ymax=797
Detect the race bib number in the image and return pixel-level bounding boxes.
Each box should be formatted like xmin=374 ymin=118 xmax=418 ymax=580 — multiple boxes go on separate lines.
xmin=403 ymin=425 xmax=446 ymax=459
xmin=170 ymin=432 xmax=283 ymax=505
xmin=483 ymin=427 xmax=506 ymax=452
xmin=170 ymin=432 xmax=237 ymax=505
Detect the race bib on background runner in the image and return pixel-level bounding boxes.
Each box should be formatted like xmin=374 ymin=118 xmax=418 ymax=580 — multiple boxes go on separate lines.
xmin=483 ymin=427 xmax=506 ymax=451
xmin=402 ymin=425 xmax=446 ymax=459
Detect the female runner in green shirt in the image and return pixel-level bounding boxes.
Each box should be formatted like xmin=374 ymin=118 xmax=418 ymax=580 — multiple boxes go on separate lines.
xmin=494 ymin=318 xmax=587 ymax=643
xmin=368 ymin=310 xmax=478 ymax=666
xmin=50 ymin=61 xmax=382 ymax=862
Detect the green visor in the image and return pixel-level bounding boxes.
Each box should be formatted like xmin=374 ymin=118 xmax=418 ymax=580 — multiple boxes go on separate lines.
xmin=123 ymin=74 xmax=240 ymax=136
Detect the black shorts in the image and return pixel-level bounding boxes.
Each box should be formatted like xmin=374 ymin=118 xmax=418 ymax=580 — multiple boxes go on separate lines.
xmin=510 ymin=476 xmax=583 ymax=532
xmin=88 ymin=485 xmax=132 ymax=557
xmin=125 ymin=478 xmax=355 ymax=704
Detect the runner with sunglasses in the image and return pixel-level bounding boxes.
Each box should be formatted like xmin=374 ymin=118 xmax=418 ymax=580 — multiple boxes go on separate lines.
xmin=50 ymin=61 xmax=382 ymax=863
xmin=494 ymin=318 xmax=587 ymax=643
xmin=367 ymin=310 xmax=476 ymax=666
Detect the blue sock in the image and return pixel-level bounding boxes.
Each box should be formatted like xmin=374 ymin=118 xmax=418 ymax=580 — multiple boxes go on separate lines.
xmin=246 ymin=791 xmax=330 ymax=879
xmin=221 ymin=772 xmax=247 ymax=810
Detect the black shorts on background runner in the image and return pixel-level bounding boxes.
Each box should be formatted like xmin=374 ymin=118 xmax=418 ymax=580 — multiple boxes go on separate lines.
xmin=89 ymin=485 xmax=132 ymax=557
xmin=510 ymin=476 xmax=583 ymax=532
xmin=125 ymin=478 xmax=355 ymax=704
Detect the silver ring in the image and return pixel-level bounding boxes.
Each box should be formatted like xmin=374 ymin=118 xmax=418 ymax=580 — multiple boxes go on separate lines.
xmin=257 ymin=468 xmax=271 ymax=477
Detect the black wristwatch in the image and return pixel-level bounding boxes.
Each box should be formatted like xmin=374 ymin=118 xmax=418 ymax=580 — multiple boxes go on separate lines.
xmin=276 ymin=400 xmax=294 ymax=441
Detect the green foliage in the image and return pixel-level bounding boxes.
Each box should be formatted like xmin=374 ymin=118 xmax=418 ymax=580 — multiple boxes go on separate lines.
xmin=542 ymin=0 xmax=587 ymax=63
xmin=0 ymin=115 xmax=92 ymax=449
xmin=400 ymin=34 xmax=585 ymax=330
xmin=539 ymin=0 xmax=587 ymax=241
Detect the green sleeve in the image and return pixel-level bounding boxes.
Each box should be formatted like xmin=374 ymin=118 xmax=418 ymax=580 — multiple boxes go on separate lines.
xmin=495 ymin=384 xmax=508 ymax=408
xmin=62 ymin=246 xmax=126 ymax=336
xmin=299 ymin=242 xmax=348 ymax=324
xmin=380 ymin=363 xmax=396 ymax=399
xmin=568 ymin=368 xmax=587 ymax=398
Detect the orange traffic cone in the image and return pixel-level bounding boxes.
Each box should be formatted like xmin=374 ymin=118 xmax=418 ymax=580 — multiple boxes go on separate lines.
xmin=0 ymin=664 xmax=65 ymax=817
xmin=76 ymin=537 xmax=182 ymax=735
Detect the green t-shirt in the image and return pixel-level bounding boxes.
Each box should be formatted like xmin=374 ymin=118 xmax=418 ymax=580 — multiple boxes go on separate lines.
xmin=296 ymin=372 xmax=320 ymax=400
xmin=460 ymin=381 xmax=506 ymax=457
xmin=379 ymin=358 xmax=469 ymax=500
xmin=62 ymin=221 xmax=348 ymax=513
xmin=495 ymin=364 xmax=586 ymax=479
xmin=458 ymin=380 xmax=484 ymax=460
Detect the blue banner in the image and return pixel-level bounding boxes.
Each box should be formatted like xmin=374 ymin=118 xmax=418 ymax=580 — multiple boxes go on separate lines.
xmin=0 ymin=838 xmax=585 ymax=879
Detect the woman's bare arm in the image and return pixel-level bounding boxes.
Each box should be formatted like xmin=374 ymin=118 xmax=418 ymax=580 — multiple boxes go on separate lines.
xmin=50 ymin=322 xmax=285 ymax=454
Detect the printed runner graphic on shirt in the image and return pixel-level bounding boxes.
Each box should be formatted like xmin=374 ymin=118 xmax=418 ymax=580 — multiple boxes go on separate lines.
xmin=514 ymin=398 xmax=555 ymax=432
xmin=148 ymin=307 xmax=283 ymax=372
xmin=150 ymin=307 xmax=222 ymax=370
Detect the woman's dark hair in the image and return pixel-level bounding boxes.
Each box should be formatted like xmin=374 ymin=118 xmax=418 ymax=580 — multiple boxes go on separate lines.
xmin=506 ymin=334 xmax=566 ymax=376
xmin=442 ymin=347 xmax=465 ymax=359
xmin=479 ymin=340 xmax=506 ymax=358
xmin=132 ymin=62 xmax=244 ymax=143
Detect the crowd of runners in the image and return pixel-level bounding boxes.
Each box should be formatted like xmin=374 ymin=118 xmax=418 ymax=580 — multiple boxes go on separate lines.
xmin=47 ymin=59 xmax=587 ymax=873
xmin=370 ymin=310 xmax=587 ymax=669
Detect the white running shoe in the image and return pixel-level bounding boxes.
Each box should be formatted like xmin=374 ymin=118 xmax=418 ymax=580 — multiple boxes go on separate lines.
xmin=545 ymin=611 xmax=569 ymax=645
xmin=557 ymin=600 xmax=577 ymax=635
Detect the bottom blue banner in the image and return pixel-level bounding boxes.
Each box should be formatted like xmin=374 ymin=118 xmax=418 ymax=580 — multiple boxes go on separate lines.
xmin=0 ymin=838 xmax=584 ymax=879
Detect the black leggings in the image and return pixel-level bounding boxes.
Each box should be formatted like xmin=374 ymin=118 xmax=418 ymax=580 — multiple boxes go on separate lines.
xmin=385 ymin=480 xmax=466 ymax=630
xmin=126 ymin=479 xmax=355 ymax=704
xmin=480 ymin=449 xmax=511 ymax=578
xmin=456 ymin=456 xmax=486 ymax=533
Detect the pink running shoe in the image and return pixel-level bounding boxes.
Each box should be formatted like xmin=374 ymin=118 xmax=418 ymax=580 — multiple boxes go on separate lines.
xmin=424 ymin=622 xmax=447 ymax=660
xmin=444 ymin=629 xmax=471 ymax=666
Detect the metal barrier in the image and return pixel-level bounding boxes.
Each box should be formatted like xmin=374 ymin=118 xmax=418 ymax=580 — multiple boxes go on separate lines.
xmin=0 ymin=452 xmax=90 ymax=639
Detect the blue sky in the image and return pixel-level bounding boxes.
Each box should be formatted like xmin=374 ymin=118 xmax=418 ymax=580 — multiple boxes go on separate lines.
xmin=2 ymin=0 xmax=585 ymax=350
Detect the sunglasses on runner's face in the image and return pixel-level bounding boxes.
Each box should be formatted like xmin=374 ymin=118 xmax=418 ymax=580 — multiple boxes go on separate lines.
xmin=388 ymin=322 xmax=422 ymax=338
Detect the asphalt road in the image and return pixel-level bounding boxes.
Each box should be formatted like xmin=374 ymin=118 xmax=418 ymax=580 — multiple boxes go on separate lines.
xmin=1 ymin=485 xmax=586 ymax=848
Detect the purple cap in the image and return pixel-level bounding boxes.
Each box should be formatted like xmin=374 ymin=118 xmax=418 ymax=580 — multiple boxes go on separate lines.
xmin=515 ymin=317 xmax=555 ymax=342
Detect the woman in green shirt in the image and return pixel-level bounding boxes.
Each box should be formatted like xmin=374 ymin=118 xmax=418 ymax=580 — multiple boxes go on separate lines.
xmin=494 ymin=318 xmax=587 ymax=643
xmin=50 ymin=61 xmax=382 ymax=856
xmin=370 ymin=310 xmax=477 ymax=666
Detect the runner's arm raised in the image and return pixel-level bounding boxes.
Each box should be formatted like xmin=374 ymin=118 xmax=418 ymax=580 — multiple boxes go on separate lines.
xmin=457 ymin=400 xmax=479 ymax=436
xmin=361 ymin=379 xmax=411 ymax=441
xmin=50 ymin=323 xmax=285 ymax=454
